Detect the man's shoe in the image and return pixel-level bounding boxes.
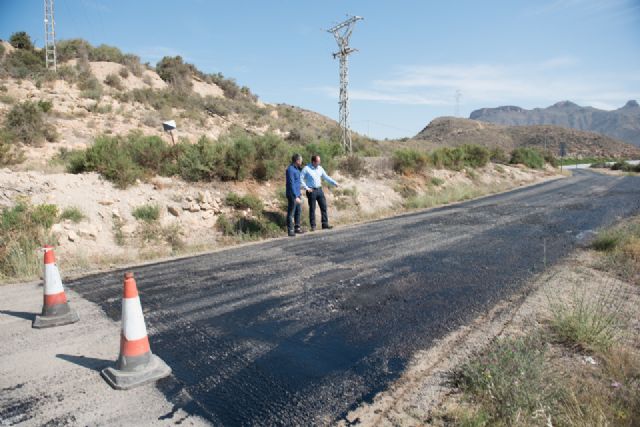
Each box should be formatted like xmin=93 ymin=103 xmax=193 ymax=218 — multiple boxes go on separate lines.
xmin=288 ymin=231 xmax=296 ymax=237
xmin=295 ymin=228 xmax=305 ymax=234
xmin=310 ymin=227 xmax=316 ymax=232
xmin=322 ymin=225 xmax=333 ymax=230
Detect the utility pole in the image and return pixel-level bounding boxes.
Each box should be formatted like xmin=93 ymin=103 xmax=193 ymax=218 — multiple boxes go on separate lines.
xmin=44 ymin=0 xmax=57 ymax=71
xmin=454 ymin=89 xmax=462 ymax=117
xmin=327 ymin=15 xmax=363 ymax=154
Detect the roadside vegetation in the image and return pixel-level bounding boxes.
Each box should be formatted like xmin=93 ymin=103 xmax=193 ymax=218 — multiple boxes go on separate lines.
xmin=61 ymin=131 xmax=343 ymax=188
xmin=0 ymin=201 xmax=58 ymax=280
xmin=391 ymin=145 xmax=556 ymax=176
xmin=441 ymin=218 xmax=640 ymax=426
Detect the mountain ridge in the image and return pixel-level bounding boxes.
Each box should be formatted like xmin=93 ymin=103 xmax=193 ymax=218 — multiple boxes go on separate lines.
xmin=470 ymin=100 xmax=640 ymax=147
xmin=413 ymin=117 xmax=640 ymax=159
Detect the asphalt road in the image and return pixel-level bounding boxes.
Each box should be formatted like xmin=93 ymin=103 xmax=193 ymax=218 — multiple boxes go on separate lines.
xmin=67 ymin=170 xmax=640 ymax=426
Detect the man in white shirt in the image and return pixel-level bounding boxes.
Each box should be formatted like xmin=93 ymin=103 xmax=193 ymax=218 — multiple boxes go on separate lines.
xmin=300 ymin=155 xmax=339 ymax=231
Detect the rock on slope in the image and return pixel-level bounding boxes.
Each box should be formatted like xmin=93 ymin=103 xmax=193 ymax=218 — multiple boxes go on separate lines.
xmin=470 ymin=100 xmax=640 ymax=147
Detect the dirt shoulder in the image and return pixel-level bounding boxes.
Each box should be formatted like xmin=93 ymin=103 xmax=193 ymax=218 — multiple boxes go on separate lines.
xmin=342 ymin=220 xmax=640 ymax=426
xmin=0 ymin=281 xmax=210 ymax=426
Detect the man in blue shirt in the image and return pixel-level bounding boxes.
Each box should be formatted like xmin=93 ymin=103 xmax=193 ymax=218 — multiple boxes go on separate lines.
xmin=285 ymin=154 xmax=304 ymax=237
xmin=300 ymin=155 xmax=339 ymax=231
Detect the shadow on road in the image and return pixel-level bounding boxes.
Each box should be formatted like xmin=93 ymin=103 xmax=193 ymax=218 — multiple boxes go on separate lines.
xmin=0 ymin=310 xmax=35 ymax=321
xmin=56 ymin=354 xmax=112 ymax=371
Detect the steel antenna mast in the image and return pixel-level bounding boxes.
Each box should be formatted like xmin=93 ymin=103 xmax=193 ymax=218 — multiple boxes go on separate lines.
xmin=327 ymin=15 xmax=363 ymax=153
xmin=44 ymin=0 xmax=57 ymax=71
xmin=454 ymin=89 xmax=462 ymax=117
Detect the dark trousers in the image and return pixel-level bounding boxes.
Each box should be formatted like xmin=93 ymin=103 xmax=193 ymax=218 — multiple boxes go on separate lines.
xmin=307 ymin=188 xmax=328 ymax=228
xmin=286 ymin=194 xmax=301 ymax=232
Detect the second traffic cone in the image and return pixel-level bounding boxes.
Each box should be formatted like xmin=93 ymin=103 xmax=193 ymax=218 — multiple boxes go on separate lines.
xmin=33 ymin=245 xmax=80 ymax=329
xmin=101 ymin=272 xmax=171 ymax=390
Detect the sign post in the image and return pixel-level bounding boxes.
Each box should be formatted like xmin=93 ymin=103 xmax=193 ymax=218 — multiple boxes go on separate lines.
xmin=559 ymin=142 xmax=567 ymax=172
xmin=162 ymin=120 xmax=177 ymax=145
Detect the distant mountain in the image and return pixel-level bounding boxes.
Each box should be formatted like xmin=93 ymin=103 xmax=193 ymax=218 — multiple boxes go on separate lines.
xmin=469 ymin=100 xmax=640 ymax=147
xmin=413 ymin=117 xmax=640 ymax=159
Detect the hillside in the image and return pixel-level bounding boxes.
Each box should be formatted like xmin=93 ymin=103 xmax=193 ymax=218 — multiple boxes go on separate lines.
xmin=413 ymin=117 xmax=640 ymax=158
xmin=0 ymin=37 xmax=347 ymax=166
xmin=469 ymin=100 xmax=640 ymax=147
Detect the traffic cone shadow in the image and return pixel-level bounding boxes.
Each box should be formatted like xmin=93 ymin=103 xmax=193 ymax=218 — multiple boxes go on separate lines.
xmin=101 ymin=272 xmax=171 ymax=390
xmin=33 ymin=245 xmax=79 ymax=329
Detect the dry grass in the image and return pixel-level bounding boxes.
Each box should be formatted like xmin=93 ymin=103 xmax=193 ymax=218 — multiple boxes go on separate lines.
xmin=441 ymin=216 xmax=640 ymax=426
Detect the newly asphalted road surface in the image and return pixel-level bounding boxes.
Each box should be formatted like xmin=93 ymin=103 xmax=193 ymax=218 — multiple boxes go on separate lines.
xmin=6 ymin=170 xmax=639 ymax=426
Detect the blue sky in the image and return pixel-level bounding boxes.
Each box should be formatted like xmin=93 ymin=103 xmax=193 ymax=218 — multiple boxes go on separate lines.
xmin=1 ymin=0 xmax=639 ymax=139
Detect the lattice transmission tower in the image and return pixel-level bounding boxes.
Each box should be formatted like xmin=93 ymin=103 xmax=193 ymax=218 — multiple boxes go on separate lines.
xmin=44 ymin=0 xmax=57 ymax=71
xmin=327 ymin=15 xmax=363 ymax=153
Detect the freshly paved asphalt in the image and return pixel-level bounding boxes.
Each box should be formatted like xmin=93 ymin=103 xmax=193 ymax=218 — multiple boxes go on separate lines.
xmin=67 ymin=170 xmax=640 ymax=426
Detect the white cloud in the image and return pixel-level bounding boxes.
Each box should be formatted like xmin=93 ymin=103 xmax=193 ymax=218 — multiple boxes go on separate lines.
xmin=316 ymin=58 xmax=639 ymax=110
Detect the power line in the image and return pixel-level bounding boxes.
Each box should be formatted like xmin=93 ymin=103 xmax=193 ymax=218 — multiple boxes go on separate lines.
xmin=327 ymin=15 xmax=363 ymax=154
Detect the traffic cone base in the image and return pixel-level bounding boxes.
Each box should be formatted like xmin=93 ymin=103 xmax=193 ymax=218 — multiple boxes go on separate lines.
xmin=101 ymin=272 xmax=171 ymax=390
xmin=101 ymin=353 xmax=171 ymax=390
xmin=33 ymin=246 xmax=79 ymax=329
xmin=33 ymin=308 xmax=79 ymax=329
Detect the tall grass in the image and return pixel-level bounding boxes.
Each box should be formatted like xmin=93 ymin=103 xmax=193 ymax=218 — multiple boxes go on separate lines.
xmin=453 ymin=335 xmax=561 ymax=426
xmin=549 ymin=282 xmax=623 ymax=352
xmin=0 ymin=202 xmax=58 ymax=280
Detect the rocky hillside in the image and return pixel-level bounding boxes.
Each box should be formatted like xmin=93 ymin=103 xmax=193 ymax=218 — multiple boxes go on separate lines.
xmin=0 ymin=36 xmax=347 ymax=167
xmin=414 ymin=117 xmax=640 ymax=158
xmin=469 ymin=100 xmax=640 ymax=147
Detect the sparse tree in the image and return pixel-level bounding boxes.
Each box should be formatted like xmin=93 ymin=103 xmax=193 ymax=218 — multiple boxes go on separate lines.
xmin=9 ymin=31 xmax=34 ymax=50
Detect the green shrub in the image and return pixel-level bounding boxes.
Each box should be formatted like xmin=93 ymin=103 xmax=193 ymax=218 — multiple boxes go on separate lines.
xmin=9 ymin=32 xmax=34 ymax=50
xmin=392 ymin=148 xmax=428 ymax=175
xmin=542 ymin=150 xmax=558 ymax=167
xmin=3 ymin=101 xmax=49 ymax=145
xmin=78 ymin=75 xmax=103 ymax=100
xmin=37 ymin=99 xmax=53 ymax=113
xmin=31 ymin=204 xmax=59 ymax=228
xmin=156 ymin=56 xmax=193 ymax=93
xmin=510 ymin=147 xmax=544 ymax=169
xmin=77 ymin=135 xmax=144 ymax=188
xmin=59 ymin=206 xmax=85 ymax=223
xmin=461 ymin=145 xmax=490 ymax=168
xmin=223 ymin=135 xmax=256 ymax=181
xmin=226 ymin=192 xmax=263 ymax=212
xmin=89 ymin=44 xmax=124 ymax=63
xmin=252 ymin=134 xmax=288 ymax=181
xmin=300 ymin=140 xmax=343 ymax=173
xmin=132 ymin=204 xmax=160 ymax=222
xmin=489 ymin=148 xmax=509 ymax=164
xmin=429 ymin=145 xmax=489 ymax=170
xmin=56 ymin=39 xmax=92 ymax=62
xmin=430 ymin=177 xmax=445 ymax=186
xmin=118 ymin=66 xmax=129 ymax=79
xmin=216 ymin=213 xmax=281 ymax=239
xmin=3 ymin=49 xmax=45 ymax=79
xmin=104 ymin=73 xmax=124 ymax=90
xmin=340 ymin=155 xmax=367 ymax=178
xmin=0 ymin=130 xmax=25 ymax=165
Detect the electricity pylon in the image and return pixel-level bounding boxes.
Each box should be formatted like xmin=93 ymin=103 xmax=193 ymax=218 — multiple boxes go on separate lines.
xmin=44 ymin=0 xmax=57 ymax=71
xmin=327 ymin=16 xmax=363 ymax=153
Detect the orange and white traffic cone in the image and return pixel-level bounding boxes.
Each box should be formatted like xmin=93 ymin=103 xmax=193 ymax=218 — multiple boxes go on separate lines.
xmin=33 ymin=245 xmax=80 ymax=329
xmin=101 ymin=272 xmax=171 ymax=390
